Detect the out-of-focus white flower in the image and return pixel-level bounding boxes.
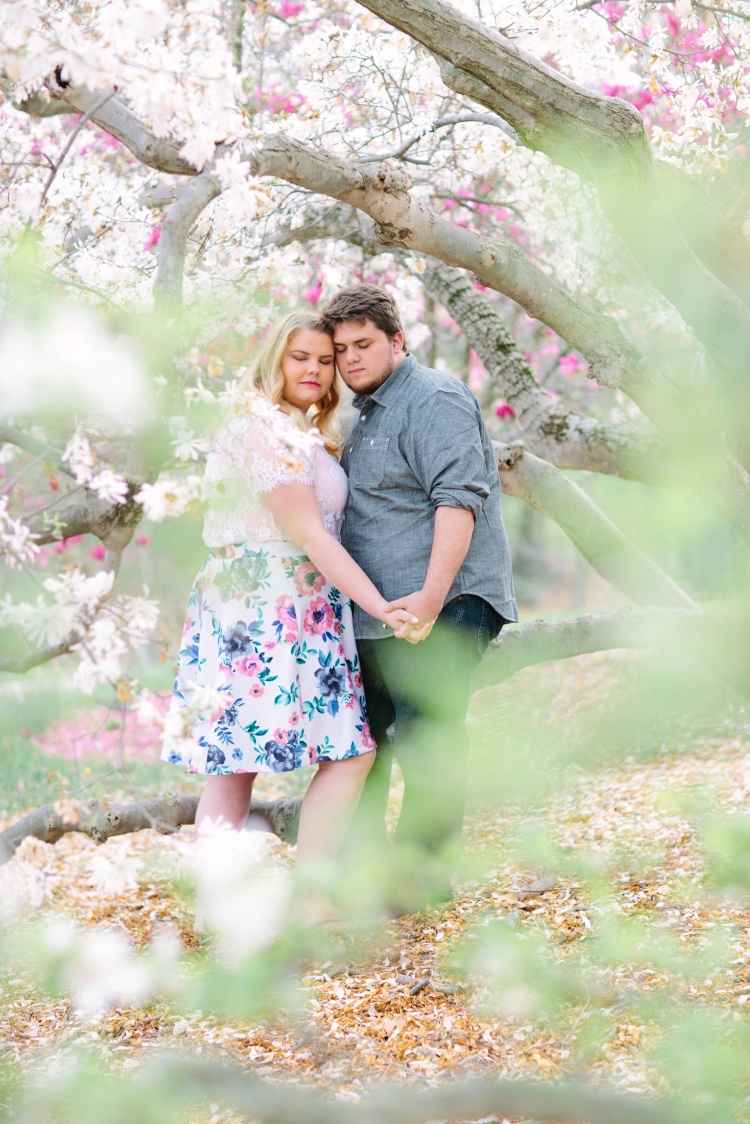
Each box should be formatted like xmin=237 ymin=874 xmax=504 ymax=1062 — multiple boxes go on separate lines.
xmin=62 ymin=428 xmax=96 ymax=485
xmin=184 ymin=820 xmax=290 ymax=961
xmin=0 ymin=860 xmax=49 ymax=924
xmin=0 ymin=307 xmax=151 ymax=423
xmin=87 ymin=848 xmax=142 ymax=896
xmin=89 ymin=469 xmax=129 ymax=504
xmin=135 ymin=476 xmax=202 ymax=522
xmin=36 ymin=918 xmax=178 ymax=1016
xmin=169 ymin=416 xmax=209 ymax=461
xmin=0 ymin=496 xmax=40 ymax=569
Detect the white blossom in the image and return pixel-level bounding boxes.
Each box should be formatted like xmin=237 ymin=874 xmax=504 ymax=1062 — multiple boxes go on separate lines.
xmin=89 ymin=469 xmax=129 ymax=504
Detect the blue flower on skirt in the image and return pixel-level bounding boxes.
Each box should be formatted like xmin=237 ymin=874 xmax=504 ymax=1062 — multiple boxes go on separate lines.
xmin=315 ymin=664 xmax=346 ymax=698
xmin=263 ymin=738 xmax=297 ymax=772
xmin=167 ymin=751 xmax=183 ymax=765
xmin=220 ymin=622 xmax=254 ymax=658
xmin=205 ymin=745 xmax=227 ymax=773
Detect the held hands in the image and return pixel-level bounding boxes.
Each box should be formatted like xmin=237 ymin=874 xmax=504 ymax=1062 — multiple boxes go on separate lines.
xmin=383 ymin=590 xmax=442 ymax=644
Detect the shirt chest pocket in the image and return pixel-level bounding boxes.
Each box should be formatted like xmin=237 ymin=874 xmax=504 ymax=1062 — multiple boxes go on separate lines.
xmin=349 ymin=436 xmax=390 ymax=486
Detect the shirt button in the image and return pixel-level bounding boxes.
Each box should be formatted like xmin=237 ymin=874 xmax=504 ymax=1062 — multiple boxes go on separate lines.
xmin=370 ymin=439 xmax=374 ymax=446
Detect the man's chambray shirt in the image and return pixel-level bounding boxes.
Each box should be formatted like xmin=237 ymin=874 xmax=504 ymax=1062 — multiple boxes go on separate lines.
xmin=340 ymin=352 xmax=518 ymax=640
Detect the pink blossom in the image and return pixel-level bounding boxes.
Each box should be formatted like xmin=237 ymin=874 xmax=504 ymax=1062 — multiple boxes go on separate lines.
xmin=88 ymin=544 xmax=107 ymax=561
xmin=143 ymin=227 xmax=161 ymax=252
xmin=278 ymin=1 xmax=304 ymax=19
xmin=303 ymin=597 xmax=334 ymax=636
xmin=559 ymin=353 xmax=584 ymax=375
xmin=303 ymin=278 xmax=323 ymax=306
xmin=136 ymin=532 xmax=150 ymax=546
xmin=495 ymin=402 xmax=515 ymax=420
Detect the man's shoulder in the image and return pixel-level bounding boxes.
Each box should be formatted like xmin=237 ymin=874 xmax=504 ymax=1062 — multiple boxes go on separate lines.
xmin=407 ymin=361 xmax=479 ymax=408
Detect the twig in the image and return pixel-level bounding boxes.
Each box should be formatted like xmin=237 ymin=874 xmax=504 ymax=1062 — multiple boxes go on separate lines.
xmin=38 ymin=90 xmax=117 ymax=211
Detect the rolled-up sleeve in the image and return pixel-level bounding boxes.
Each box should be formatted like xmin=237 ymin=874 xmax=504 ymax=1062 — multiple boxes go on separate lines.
xmin=407 ymin=391 xmax=490 ymax=519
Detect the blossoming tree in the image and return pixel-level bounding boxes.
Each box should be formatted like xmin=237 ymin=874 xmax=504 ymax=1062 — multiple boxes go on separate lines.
xmin=2 ymin=0 xmax=750 ymax=1118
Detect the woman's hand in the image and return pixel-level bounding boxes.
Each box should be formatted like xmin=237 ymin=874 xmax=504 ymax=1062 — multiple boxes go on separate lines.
xmin=381 ymin=605 xmax=419 ymax=633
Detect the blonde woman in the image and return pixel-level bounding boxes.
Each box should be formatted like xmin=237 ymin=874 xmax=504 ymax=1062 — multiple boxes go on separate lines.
xmin=162 ymin=312 xmax=416 ymax=919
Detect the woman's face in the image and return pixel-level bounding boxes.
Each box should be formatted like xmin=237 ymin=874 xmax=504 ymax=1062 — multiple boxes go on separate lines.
xmin=281 ymin=329 xmax=336 ymax=411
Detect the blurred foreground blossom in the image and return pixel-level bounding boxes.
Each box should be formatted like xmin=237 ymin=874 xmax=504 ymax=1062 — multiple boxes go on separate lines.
xmin=181 ymin=818 xmax=290 ymax=962
xmin=35 ymin=917 xmax=181 ymax=1016
xmin=87 ymin=846 xmax=142 ymax=896
xmin=0 ymin=305 xmax=151 ymax=423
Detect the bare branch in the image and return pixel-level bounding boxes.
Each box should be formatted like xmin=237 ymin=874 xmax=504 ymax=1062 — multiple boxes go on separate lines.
xmin=476 ymin=605 xmax=749 ymax=696
xmin=44 ymin=80 xmax=199 ymax=174
xmin=422 ymin=259 xmax=667 ymax=481
xmin=359 ymin=109 xmax=516 ymax=163
xmin=38 ymin=90 xmax=116 ymax=210
xmin=0 ymin=793 xmax=302 ymax=866
xmin=496 ymin=442 xmax=696 ymax=609
xmin=0 ymin=424 xmax=72 ymax=477
xmin=143 ymin=1056 xmax=694 ymax=1124
xmin=153 ymin=168 xmax=222 ymax=308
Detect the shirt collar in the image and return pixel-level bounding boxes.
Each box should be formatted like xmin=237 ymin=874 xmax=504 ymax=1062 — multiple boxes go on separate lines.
xmin=352 ymin=352 xmax=415 ymax=411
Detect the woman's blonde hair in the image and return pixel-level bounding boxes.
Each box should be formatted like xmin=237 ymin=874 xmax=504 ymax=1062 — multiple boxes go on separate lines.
xmin=237 ymin=311 xmax=342 ymax=457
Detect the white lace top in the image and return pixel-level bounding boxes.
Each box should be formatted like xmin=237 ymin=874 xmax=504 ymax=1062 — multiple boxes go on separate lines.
xmin=202 ymin=410 xmax=348 ymax=547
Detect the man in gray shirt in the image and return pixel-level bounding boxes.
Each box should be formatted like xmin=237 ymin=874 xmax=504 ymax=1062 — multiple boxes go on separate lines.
xmin=321 ymin=284 xmax=517 ymax=910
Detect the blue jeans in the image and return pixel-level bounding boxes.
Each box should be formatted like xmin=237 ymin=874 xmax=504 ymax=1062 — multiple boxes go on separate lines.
xmin=351 ymin=595 xmax=504 ymax=896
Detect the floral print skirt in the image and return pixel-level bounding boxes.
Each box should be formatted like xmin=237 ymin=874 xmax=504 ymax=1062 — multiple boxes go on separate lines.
xmin=161 ymin=541 xmax=375 ymax=775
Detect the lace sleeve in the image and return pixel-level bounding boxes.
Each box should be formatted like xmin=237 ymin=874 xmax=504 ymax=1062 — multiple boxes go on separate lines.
xmin=221 ymin=411 xmax=316 ymax=494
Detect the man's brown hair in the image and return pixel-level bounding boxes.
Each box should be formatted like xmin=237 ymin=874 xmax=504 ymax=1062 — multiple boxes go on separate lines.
xmin=320 ymin=283 xmax=406 ymax=346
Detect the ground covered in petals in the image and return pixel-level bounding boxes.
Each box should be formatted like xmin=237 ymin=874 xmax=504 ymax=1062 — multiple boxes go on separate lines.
xmin=2 ymin=650 xmax=750 ymax=1119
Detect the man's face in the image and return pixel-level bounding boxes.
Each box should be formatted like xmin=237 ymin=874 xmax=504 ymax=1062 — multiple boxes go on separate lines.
xmin=332 ymin=319 xmax=404 ymax=395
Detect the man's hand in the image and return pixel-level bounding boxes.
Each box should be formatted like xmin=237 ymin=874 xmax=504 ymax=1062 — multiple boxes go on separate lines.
xmin=386 ymin=590 xmax=442 ymax=641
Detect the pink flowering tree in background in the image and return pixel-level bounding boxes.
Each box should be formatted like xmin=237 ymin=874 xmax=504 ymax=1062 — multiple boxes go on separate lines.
xmin=3 ymin=0 xmax=750 ymax=1119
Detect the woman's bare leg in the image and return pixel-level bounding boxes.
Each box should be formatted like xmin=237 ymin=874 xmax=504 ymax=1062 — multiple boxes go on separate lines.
xmin=295 ymin=752 xmax=374 ymax=919
xmin=195 ymin=773 xmax=256 ymax=835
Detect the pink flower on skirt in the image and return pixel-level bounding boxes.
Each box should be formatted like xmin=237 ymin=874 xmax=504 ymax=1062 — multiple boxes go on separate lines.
xmin=304 ymin=597 xmax=334 ymax=636
xmin=359 ymin=720 xmax=376 ymax=750
xmin=289 ymin=712 xmax=300 ymax=726
xmin=236 ymin=655 xmax=261 ymax=678
xmin=293 ymin=560 xmax=325 ymax=596
xmin=274 ymin=595 xmax=297 ymax=630
xmin=234 ymin=768 xmax=249 ymax=773
xmin=249 ymin=683 xmax=264 ymax=698
xmin=308 ymin=745 xmax=318 ymax=764
xmin=182 ymin=612 xmax=193 ymax=637
xmin=274 ymin=727 xmax=288 ymax=743
xmin=353 ymin=671 xmax=363 ymax=688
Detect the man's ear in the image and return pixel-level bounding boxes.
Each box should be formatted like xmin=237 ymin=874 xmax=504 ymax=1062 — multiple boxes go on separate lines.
xmin=392 ymin=331 xmax=405 ymax=353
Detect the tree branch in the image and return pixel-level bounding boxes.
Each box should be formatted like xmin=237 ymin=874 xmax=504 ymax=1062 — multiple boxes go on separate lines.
xmin=476 ymin=605 xmax=750 ymax=696
xmin=356 ymin=0 xmax=750 ymax=385
xmin=43 ymin=80 xmax=198 ymax=174
xmin=422 ymin=259 xmax=666 ymax=480
xmin=143 ymin=1056 xmax=697 ymax=1124
xmin=251 ymin=136 xmax=650 ymax=397
xmin=0 ymin=793 xmax=302 ymax=866
xmin=153 ymin=168 xmax=222 ymax=308
xmin=496 ymin=442 xmax=696 ymax=609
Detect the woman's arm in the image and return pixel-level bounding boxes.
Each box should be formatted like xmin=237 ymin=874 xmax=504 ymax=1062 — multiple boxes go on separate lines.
xmin=265 ymin=482 xmax=417 ymax=630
